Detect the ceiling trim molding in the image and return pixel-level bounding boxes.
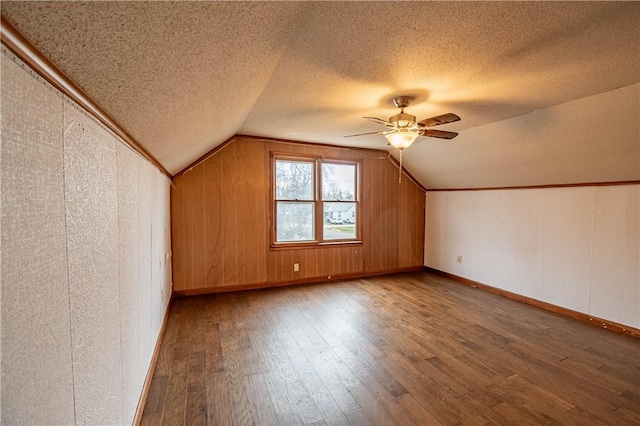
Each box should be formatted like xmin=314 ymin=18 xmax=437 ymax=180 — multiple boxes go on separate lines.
xmin=424 ymin=180 xmax=640 ymax=192
xmin=0 ymin=14 xmax=171 ymax=178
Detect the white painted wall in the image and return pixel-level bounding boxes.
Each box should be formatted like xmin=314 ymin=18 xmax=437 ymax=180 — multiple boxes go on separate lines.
xmin=1 ymin=50 xmax=172 ymax=424
xmin=424 ymin=186 xmax=640 ymax=329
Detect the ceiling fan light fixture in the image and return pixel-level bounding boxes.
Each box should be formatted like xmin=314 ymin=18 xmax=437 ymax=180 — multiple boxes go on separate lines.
xmin=385 ymin=130 xmax=420 ymax=150
xmin=344 ymin=95 xmax=461 ymax=152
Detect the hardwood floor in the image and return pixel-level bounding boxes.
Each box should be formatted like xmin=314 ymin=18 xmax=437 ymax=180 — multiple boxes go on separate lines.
xmin=141 ymin=271 xmax=640 ymax=425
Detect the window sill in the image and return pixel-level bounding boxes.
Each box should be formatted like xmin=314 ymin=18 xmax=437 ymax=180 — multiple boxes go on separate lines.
xmin=270 ymin=240 xmax=363 ymax=251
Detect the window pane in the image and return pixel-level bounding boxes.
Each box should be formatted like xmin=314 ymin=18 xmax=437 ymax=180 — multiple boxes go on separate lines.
xmin=323 ymin=202 xmax=356 ymax=240
xmin=322 ymin=163 xmax=356 ymax=201
xmin=275 ymin=160 xmax=314 ymax=200
xmin=276 ymin=202 xmax=314 ymax=242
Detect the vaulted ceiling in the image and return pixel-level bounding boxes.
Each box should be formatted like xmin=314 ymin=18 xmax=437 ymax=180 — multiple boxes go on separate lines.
xmin=2 ymin=1 xmax=639 ymax=188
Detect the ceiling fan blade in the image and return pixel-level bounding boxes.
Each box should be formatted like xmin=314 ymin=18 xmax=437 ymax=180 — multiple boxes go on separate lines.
xmin=364 ymin=116 xmax=393 ymax=126
xmin=343 ymin=131 xmax=386 ymax=138
xmin=418 ymin=113 xmax=461 ymax=127
xmin=422 ymin=129 xmax=459 ymax=139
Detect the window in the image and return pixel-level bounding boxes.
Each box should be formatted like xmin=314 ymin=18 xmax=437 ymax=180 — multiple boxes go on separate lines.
xmin=272 ymin=154 xmax=360 ymax=246
xmin=274 ymin=159 xmax=315 ymax=242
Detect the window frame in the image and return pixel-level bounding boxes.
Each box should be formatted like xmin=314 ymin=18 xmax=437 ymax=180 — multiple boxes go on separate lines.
xmin=270 ymin=152 xmax=362 ymax=249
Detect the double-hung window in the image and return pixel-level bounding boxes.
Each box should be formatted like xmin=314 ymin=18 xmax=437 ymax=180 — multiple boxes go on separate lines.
xmin=272 ymin=154 xmax=360 ymax=247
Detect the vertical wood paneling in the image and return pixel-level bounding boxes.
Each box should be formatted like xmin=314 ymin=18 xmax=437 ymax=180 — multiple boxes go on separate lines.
xmin=354 ymin=245 xmax=364 ymax=273
xmin=179 ymin=167 xmax=194 ymax=289
xmin=237 ymin=143 xmax=249 ymax=285
xmin=222 ymin=142 xmax=238 ymax=286
xmin=415 ymin=185 xmax=426 ymax=265
xmin=171 ymin=137 xmax=425 ymax=292
xmin=307 ymin=249 xmax=319 ymax=278
xmin=398 ymin=176 xmax=410 ymax=267
xmin=386 ymin=162 xmax=399 ymax=269
xmin=180 ymin=170 xmax=195 ymax=290
xmin=240 ymin=138 xmax=265 ymax=284
xmin=374 ymin=155 xmax=383 ymax=271
xmin=412 ymin=180 xmax=420 ymax=265
xmin=380 ymin=159 xmax=390 ymax=271
xmin=171 ymin=173 xmax=186 ymax=290
xmin=339 ymin=247 xmax=351 ymax=275
xmin=366 ymin=156 xmax=381 ymax=272
xmin=264 ymin=142 xmax=277 ymax=284
xmin=191 ymin=165 xmax=206 ymax=289
xmin=204 ymin=155 xmax=223 ymax=287
xmin=387 ymin=159 xmax=397 ymax=270
xmin=320 ymin=248 xmax=332 ymax=278
xmin=266 ymin=250 xmax=277 ymax=283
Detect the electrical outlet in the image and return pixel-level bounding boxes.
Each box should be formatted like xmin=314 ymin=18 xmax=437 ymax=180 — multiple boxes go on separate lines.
xmin=457 ymin=255 xmax=463 ymax=264
xmin=293 ymin=263 xmax=299 ymax=272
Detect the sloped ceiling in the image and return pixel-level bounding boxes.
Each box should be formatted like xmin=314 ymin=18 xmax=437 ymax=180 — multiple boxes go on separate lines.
xmin=2 ymin=1 xmax=639 ymax=187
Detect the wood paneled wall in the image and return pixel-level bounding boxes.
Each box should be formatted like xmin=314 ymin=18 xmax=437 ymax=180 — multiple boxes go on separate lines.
xmin=171 ymin=136 xmax=425 ymax=293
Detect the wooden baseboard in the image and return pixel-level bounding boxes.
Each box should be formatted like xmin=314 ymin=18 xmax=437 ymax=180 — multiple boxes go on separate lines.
xmin=133 ymin=296 xmax=174 ymax=425
xmin=173 ymin=266 xmax=424 ymax=297
xmin=423 ymin=266 xmax=639 ymax=338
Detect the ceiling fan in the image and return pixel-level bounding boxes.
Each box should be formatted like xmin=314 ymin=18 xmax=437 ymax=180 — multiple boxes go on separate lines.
xmin=345 ymin=96 xmax=461 ymax=182
xmin=345 ymin=96 xmax=460 ymax=148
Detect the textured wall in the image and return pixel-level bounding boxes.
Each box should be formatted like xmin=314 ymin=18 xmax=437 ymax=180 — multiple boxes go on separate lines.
xmin=1 ymin=49 xmax=172 ymax=424
xmin=541 ymin=188 xmax=594 ymax=312
xmin=117 ymin=143 xmax=142 ymax=424
xmin=424 ymin=185 xmax=640 ymax=328
xmin=590 ymin=186 xmax=640 ymax=325
xmin=151 ymin=166 xmax=171 ymax=339
xmin=64 ymin=101 xmax=123 ymax=424
xmin=138 ymin=160 xmax=154 ymax=369
xmin=1 ymin=49 xmax=75 ymax=425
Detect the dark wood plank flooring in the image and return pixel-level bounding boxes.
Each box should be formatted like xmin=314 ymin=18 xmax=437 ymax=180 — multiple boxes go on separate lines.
xmin=141 ymin=271 xmax=640 ymax=425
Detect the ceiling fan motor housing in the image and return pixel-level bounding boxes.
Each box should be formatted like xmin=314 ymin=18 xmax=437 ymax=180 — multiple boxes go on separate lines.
xmin=392 ymin=96 xmax=414 ymax=109
xmin=344 ymin=94 xmax=459 ymax=140
xmin=390 ymin=112 xmax=417 ymax=128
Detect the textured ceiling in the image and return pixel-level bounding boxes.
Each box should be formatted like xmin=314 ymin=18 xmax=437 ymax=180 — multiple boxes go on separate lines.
xmin=2 ymin=1 xmax=639 ymax=186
